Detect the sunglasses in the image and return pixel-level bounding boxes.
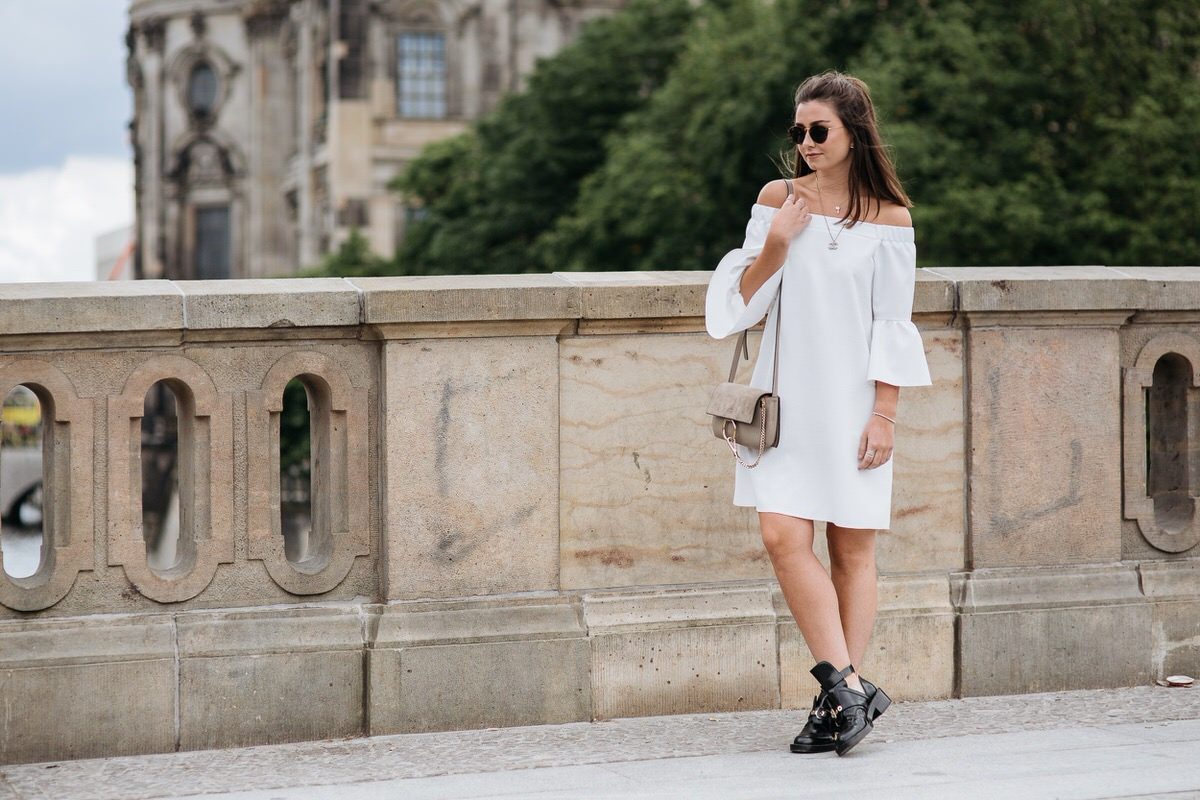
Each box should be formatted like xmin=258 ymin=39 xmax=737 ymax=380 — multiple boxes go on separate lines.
xmin=788 ymin=123 xmax=843 ymax=146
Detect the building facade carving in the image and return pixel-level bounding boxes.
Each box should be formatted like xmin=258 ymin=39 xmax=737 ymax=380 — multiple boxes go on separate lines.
xmin=126 ymin=0 xmax=626 ymax=280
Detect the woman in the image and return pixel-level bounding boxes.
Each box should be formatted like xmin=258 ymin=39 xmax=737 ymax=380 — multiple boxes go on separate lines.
xmin=704 ymin=70 xmax=932 ymax=756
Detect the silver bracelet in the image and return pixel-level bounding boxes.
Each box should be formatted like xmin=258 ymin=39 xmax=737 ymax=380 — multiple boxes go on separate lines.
xmin=872 ymin=411 xmax=896 ymax=424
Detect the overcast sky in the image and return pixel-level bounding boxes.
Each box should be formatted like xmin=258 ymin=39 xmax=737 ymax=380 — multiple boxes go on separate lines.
xmin=0 ymin=0 xmax=133 ymax=283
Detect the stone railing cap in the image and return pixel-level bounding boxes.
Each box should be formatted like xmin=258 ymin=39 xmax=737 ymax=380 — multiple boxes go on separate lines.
xmin=178 ymin=278 xmax=361 ymax=330
xmin=2 ymin=267 xmax=1199 ymax=337
xmin=348 ymin=274 xmax=579 ymax=324
xmin=0 ymin=280 xmax=184 ymax=336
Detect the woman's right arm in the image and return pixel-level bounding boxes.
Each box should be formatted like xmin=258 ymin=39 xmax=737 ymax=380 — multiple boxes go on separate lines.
xmin=739 ymin=180 xmax=811 ymax=302
xmin=704 ymin=180 xmax=813 ymax=340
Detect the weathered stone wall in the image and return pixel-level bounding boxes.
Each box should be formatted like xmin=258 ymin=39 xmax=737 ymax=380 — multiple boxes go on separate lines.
xmin=0 ymin=267 xmax=1197 ymax=764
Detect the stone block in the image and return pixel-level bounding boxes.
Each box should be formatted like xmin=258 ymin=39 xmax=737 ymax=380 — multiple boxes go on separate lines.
xmin=560 ymin=331 xmax=770 ymax=590
xmin=177 ymin=607 xmax=364 ymax=750
xmin=350 ymin=275 xmax=578 ymax=324
xmin=954 ymin=564 xmax=1151 ymax=695
xmin=967 ymin=325 xmax=1122 ymax=567
xmin=949 ymin=266 xmax=1144 ymax=313
xmin=1139 ymin=559 xmax=1200 ymax=679
xmin=0 ymin=616 xmax=175 ymax=764
xmin=178 ymin=278 xmax=361 ymax=330
xmin=0 ymin=280 xmax=184 ymax=336
xmin=776 ymin=574 xmax=956 ymax=705
xmin=585 ymin=586 xmax=778 ymax=719
xmin=555 ymin=271 xmax=710 ymax=320
xmin=380 ymin=337 xmax=558 ymax=599
xmin=1081 ymin=266 xmax=1200 ymax=311
xmin=913 ymin=268 xmax=959 ymax=316
xmin=368 ymin=598 xmax=589 ymax=734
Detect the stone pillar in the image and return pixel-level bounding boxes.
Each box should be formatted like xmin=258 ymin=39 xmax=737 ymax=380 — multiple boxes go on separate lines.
xmin=955 ymin=267 xmax=1149 ymax=694
xmin=138 ymin=18 xmax=167 ymax=279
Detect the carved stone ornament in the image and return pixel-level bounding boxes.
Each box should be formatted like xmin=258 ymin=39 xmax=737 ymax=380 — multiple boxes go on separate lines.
xmin=246 ymin=352 xmax=370 ymax=594
xmin=107 ymin=356 xmax=234 ymax=603
xmin=1123 ymin=332 xmax=1200 ymax=553
xmin=0 ymin=362 xmax=94 ymax=612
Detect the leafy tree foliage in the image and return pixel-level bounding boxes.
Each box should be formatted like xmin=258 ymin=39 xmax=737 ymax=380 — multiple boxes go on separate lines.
xmin=301 ymin=227 xmax=392 ymax=278
xmin=389 ymin=0 xmax=695 ymax=275
xmin=854 ymin=0 xmax=1200 ymax=266
xmin=314 ymin=0 xmax=1198 ymax=275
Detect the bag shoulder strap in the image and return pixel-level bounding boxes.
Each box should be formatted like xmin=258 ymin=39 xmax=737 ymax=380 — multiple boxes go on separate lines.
xmin=727 ymin=183 xmax=786 ymax=391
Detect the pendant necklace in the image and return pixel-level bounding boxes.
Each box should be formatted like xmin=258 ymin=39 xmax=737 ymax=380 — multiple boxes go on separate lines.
xmin=815 ymin=171 xmax=847 ymax=251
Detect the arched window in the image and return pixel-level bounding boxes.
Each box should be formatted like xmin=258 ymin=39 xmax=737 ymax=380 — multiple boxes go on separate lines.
xmin=187 ymin=61 xmax=219 ymax=117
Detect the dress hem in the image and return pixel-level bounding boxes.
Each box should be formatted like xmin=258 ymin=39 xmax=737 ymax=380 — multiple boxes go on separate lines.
xmin=732 ymin=500 xmax=887 ymax=531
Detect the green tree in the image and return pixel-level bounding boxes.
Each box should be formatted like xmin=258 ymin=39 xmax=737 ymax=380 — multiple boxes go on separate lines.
xmin=301 ymin=227 xmax=392 ymax=278
xmin=390 ymin=0 xmax=696 ymax=275
xmin=852 ymin=0 xmax=1200 ymax=266
xmin=316 ymin=0 xmax=1198 ymax=275
xmin=535 ymin=0 xmax=924 ymax=272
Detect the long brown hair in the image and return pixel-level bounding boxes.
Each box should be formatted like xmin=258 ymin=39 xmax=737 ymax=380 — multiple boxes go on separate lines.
xmin=784 ymin=70 xmax=912 ymax=229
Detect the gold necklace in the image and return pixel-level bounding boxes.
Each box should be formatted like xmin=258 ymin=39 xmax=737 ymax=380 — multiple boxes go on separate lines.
xmin=815 ymin=172 xmax=848 ymax=251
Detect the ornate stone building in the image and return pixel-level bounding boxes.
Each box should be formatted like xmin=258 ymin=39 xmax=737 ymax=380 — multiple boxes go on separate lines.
xmin=126 ymin=0 xmax=624 ymax=280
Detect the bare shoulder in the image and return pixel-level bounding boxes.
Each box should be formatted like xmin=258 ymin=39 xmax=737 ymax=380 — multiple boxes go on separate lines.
xmin=755 ymin=178 xmax=791 ymax=209
xmin=871 ymin=202 xmax=912 ymax=228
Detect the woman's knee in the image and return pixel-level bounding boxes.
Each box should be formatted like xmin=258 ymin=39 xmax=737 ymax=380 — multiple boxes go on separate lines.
xmin=758 ymin=513 xmax=815 ymax=558
xmin=827 ymin=526 xmax=877 ymax=572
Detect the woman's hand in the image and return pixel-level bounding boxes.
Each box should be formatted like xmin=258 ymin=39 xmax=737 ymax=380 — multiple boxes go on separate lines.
xmin=766 ymin=193 xmax=813 ymax=244
xmin=858 ymin=415 xmax=894 ymax=470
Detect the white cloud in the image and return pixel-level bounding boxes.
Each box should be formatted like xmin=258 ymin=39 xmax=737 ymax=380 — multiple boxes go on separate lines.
xmin=0 ymin=157 xmax=133 ymax=283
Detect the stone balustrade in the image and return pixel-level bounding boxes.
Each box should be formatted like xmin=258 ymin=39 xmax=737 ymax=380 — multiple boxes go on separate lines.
xmin=0 ymin=267 xmax=1197 ymax=764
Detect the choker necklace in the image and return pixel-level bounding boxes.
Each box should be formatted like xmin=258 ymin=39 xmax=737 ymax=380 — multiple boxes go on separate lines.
xmin=815 ymin=172 xmax=847 ymax=251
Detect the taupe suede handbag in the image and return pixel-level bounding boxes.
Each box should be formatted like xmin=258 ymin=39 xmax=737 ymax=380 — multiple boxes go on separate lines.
xmin=706 ymin=277 xmax=782 ymax=469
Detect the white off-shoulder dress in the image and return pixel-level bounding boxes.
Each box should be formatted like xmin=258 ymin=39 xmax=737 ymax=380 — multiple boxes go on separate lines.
xmin=704 ymin=202 xmax=932 ymax=529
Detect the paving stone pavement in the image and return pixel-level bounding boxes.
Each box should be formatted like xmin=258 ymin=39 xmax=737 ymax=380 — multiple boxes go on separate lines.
xmin=1 ymin=686 xmax=1198 ymax=800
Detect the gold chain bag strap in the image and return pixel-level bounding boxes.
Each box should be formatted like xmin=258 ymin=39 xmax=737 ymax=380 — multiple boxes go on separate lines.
xmin=706 ymin=186 xmax=787 ymax=469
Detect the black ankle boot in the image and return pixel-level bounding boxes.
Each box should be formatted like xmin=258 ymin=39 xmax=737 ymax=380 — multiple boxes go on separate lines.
xmin=858 ymin=677 xmax=893 ymax=722
xmin=789 ymin=692 xmax=836 ymax=753
xmin=810 ymin=661 xmax=884 ymax=756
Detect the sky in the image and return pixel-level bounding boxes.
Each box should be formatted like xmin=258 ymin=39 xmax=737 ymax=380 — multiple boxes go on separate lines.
xmin=0 ymin=0 xmax=133 ymax=283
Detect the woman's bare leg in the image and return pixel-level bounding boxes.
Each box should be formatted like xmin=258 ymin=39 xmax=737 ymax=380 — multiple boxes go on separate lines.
xmin=759 ymin=512 xmax=864 ymax=692
xmin=826 ymin=523 xmax=878 ymax=671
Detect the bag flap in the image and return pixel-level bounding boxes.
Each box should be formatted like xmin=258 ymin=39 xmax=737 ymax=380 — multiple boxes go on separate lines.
xmin=707 ymin=382 xmax=770 ymax=423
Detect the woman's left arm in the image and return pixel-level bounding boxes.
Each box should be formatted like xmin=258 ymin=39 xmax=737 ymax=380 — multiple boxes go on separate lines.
xmin=859 ymin=233 xmax=931 ymax=469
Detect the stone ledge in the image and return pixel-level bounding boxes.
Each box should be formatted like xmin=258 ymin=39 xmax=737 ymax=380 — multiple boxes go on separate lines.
xmin=349 ymin=274 xmax=579 ymax=323
xmin=177 ymin=278 xmax=361 ymax=330
xmin=4 ymin=266 xmax=1197 ymax=338
xmin=176 ymin=606 xmax=365 ymax=657
xmin=0 ymin=614 xmax=175 ymax=668
xmin=372 ymin=596 xmax=585 ymax=646
xmin=582 ymin=585 xmax=775 ymax=634
xmin=951 ymin=563 xmax=1147 ymax=612
xmin=0 ymin=281 xmax=184 ymax=336
xmin=1137 ymin=558 xmax=1200 ymax=599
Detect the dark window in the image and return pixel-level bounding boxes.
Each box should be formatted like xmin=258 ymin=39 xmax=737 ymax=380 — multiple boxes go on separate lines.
xmin=187 ymin=62 xmax=219 ymax=117
xmin=397 ymin=32 xmax=446 ymax=118
xmin=195 ymin=205 xmax=231 ymax=279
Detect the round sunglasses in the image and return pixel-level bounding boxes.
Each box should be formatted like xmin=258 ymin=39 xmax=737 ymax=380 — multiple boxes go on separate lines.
xmin=788 ymin=123 xmax=843 ymax=145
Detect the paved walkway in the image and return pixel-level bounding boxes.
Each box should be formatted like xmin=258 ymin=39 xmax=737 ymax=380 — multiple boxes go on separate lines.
xmin=2 ymin=686 xmax=1198 ymax=799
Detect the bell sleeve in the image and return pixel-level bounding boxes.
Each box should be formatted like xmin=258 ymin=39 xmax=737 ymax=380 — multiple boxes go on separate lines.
xmin=705 ymin=205 xmax=782 ymax=339
xmin=865 ymin=237 xmax=933 ymax=387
